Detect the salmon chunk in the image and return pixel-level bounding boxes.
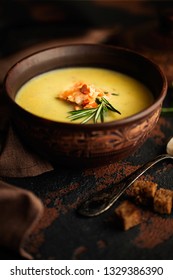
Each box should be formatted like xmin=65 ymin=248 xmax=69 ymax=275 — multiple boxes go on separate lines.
xmin=57 ymin=81 xmax=110 ymax=109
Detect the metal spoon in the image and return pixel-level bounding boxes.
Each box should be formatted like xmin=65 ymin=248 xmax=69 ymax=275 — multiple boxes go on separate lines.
xmin=78 ymin=139 xmax=173 ymax=217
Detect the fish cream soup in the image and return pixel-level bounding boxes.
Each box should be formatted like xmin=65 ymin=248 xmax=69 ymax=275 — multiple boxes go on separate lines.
xmin=15 ymin=67 xmax=154 ymax=123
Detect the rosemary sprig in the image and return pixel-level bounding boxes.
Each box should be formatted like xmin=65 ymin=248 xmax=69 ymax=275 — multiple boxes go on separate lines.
xmin=161 ymin=107 xmax=173 ymax=117
xmin=67 ymin=97 xmax=121 ymax=124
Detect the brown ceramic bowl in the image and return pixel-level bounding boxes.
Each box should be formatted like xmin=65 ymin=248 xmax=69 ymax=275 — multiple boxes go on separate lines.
xmin=3 ymin=44 xmax=167 ymax=167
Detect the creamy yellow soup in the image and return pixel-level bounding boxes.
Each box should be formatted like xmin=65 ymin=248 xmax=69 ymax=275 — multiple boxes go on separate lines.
xmin=15 ymin=67 xmax=154 ymax=123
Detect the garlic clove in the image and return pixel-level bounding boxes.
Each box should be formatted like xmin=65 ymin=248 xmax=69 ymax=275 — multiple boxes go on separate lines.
xmin=166 ymin=137 xmax=173 ymax=156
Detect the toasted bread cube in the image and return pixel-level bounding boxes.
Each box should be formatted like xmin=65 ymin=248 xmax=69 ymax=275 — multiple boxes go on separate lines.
xmin=129 ymin=180 xmax=158 ymax=206
xmin=153 ymin=188 xmax=173 ymax=214
xmin=115 ymin=200 xmax=141 ymax=230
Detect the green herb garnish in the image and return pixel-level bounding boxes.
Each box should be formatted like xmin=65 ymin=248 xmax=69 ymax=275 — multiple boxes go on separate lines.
xmin=161 ymin=107 xmax=173 ymax=116
xmin=67 ymin=97 xmax=121 ymax=124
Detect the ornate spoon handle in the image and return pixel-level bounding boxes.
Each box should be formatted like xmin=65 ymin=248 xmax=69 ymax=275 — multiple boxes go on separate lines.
xmin=78 ymin=154 xmax=173 ymax=217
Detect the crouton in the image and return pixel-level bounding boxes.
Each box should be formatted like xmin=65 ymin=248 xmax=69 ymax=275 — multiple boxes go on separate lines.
xmin=115 ymin=200 xmax=142 ymax=230
xmin=129 ymin=180 xmax=157 ymax=206
xmin=153 ymin=188 xmax=173 ymax=214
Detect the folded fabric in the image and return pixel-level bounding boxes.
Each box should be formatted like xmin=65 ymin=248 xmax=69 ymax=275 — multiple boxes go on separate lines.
xmin=0 ymin=180 xmax=44 ymax=259
xmin=0 ymin=126 xmax=54 ymax=178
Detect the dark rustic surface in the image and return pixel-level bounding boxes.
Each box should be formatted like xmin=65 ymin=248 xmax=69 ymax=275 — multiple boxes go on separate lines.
xmin=1 ymin=113 xmax=173 ymax=260
xmin=1 ymin=0 xmax=173 ymax=260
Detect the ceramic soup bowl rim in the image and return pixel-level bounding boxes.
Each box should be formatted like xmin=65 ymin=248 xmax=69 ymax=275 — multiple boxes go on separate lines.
xmin=4 ymin=44 xmax=168 ymax=130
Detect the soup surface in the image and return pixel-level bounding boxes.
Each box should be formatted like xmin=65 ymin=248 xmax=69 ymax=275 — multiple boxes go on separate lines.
xmin=15 ymin=67 xmax=154 ymax=123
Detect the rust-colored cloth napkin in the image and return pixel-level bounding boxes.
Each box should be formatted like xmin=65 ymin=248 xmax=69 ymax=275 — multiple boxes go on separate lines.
xmin=0 ymin=126 xmax=54 ymax=178
xmin=0 ymin=181 xmax=44 ymax=259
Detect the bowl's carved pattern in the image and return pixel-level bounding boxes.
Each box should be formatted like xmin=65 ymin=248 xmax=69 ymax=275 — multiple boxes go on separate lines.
xmin=14 ymin=107 xmax=160 ymax=160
